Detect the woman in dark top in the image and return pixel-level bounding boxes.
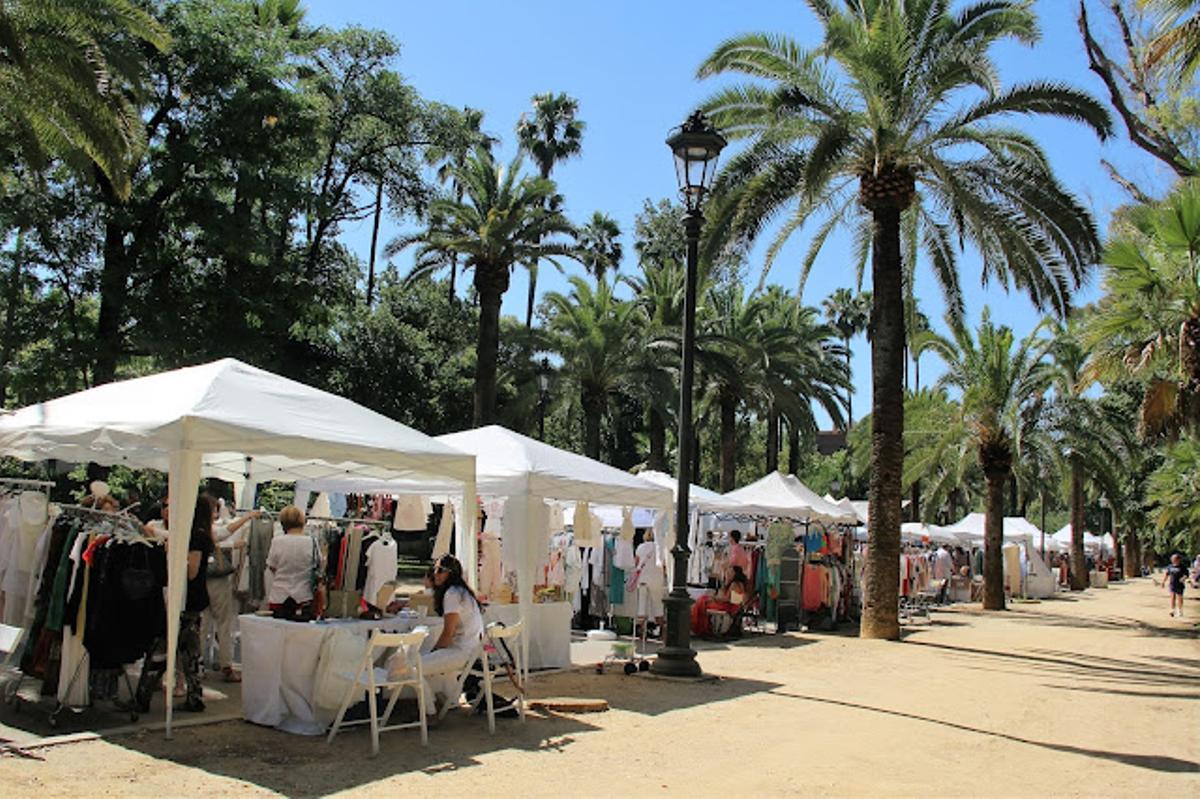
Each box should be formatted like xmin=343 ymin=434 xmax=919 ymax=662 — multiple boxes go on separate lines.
xmin=1165 ymin=553 xmax=1189 ymax=619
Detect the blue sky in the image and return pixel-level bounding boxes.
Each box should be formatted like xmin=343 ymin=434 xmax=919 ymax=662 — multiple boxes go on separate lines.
xmin=306 ymin=1 xmax=1172 ymax=426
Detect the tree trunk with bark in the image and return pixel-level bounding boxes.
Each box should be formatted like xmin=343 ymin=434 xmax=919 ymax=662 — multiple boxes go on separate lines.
xmin=1124 ymin=526 xmax=1139 ymax=579
xmin=844 ymin=344 xmax=853 ymax=430
xmin=582 ymin=390 xmax=603 ymax=461
xmin=982 ymin=462 xmax=1009 ymax=611
xmin=766 ymin=407 xmax=780 ymax=473
xmin=366 ymin=178 xmax=383 ymax=307
xmin=473 ymin=265 xmax=509 ymax=425
xmin=647 ymin=409 xmax=666 ymax=471
xmin=860 ymin=196 xmax=907 ymax=640
xmin=94 ymin=218 xmax=130 ymax=386
xmin=1069 ymin=464 xmax=1089 ymax=590
xmin=787 ymin=420 xmax=800 ymax=475
xmin=719 ymin=390 xmax=737 ymax=492
xmin=910 ymin=479 xmax=920 ymax=523
xmin=0 ymin=229 xmax=25 ymax=405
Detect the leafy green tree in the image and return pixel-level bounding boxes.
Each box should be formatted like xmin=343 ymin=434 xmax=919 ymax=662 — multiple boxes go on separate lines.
xmin=395 ymin=148 xmax=576 ymax=424
xmin=544 ymin=276 xmax=638 ymax=460
xmin=696 ymin=0 xmax=1109 ymax=638
xmin=516 ymin=92 xmax=584 ymax=328
xmin=920 ymin=312 xmax=1052 ymax=610
xmin=0 ymin=0 xmax=169 ymax=198
xmin=325 ymin=274 xmax=474 ymax=434
xmin=1147 ymin=436 xmax=1200 ymax=554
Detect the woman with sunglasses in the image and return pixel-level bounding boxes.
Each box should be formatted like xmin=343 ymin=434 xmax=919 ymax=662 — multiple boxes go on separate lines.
xmin=390 ymin=554 xmax=483 ymax=714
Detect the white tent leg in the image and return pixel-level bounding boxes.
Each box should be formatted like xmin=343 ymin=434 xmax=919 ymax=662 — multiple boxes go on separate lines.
xmin=165 ymin=449 xmax=202 ymax=739
xmin=458 ymin=478 xmax=477 ymax=589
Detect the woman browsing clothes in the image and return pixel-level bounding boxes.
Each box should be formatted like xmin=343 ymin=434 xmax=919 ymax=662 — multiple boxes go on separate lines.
xmin=265 ymin=505 xmax=322 ymax=620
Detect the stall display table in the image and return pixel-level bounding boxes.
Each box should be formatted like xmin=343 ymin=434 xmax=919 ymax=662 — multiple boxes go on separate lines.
xmin=485 ymin=601 xmax=571 ymax=669
xmin=240 ymin=614 xmax=441 ymax=735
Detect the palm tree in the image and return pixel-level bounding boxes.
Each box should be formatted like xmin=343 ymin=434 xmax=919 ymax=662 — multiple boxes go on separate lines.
xmin=392 ymin=148 xmax=577 ymax=424
xmin=1045 ymin=319 xmax=1127 ymax=589
xmin=920 ymin=311 xmax=1052 ymax=610
xmin=627 ymin=260 xmax=685 ymax=471
xmin=1141 ymin=0 xmax=1200 ymax=79
xmin=0 ymin=0 xmax=169 ymax=199
xmin=696 ymin=0 xmax=1110 ymax=638
xmin=421 ymin=107 xmax=498 ymax=302
xmin=762 ymin=287 xmax=849 ymax=474
xmin=544 ymin=276 xmax=638 ymax=460
xmin=822 ymin=287 xmax=869 ymax=428
xmin=516 ymin=92 xmax=584 ymax=329
xmin=1084 ymin=182 xmax=1200 ymax=438
xmin=577 ymin=212 xmax=623 ymax=281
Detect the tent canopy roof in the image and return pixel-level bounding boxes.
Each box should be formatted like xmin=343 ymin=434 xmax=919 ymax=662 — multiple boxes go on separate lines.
xmin=0 ymin=358 xmax=475 ymax=485
xmin=944 ymin=513 xmax=1045 ymax=543
xmin=637 ymin=470 xmax=754 ymax=514
xmin=723 ymin=472 xmax=857 ymax=523
xmin=435 ymin=425 xmax=671 ymax=507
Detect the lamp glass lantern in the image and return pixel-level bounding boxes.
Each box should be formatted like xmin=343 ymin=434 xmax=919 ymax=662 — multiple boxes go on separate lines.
xmin=537 ymin=357 xmax=551 ymax=394
xmin=666 ymin=111 xmax=727 ymax=212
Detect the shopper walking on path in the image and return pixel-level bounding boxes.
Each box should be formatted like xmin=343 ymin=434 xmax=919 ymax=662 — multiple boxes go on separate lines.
xmin=1164 ymin=553 xmax=1188 ymax=618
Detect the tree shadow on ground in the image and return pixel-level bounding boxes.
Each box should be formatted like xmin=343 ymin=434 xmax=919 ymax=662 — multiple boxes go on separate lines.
xmin=1045 ymin=684 xmax=1200 ymax=700
xmin=904 ymin=640 xmax=1200 ymax=690
xmin=766 ymin=690 xmax=1200 ymax=773
xmin=100 ymin=670 xmax=782 ymax=795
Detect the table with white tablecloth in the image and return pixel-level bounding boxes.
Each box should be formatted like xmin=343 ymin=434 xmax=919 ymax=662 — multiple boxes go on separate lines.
xmin=240 ymin=614 xmax=441 ymax=735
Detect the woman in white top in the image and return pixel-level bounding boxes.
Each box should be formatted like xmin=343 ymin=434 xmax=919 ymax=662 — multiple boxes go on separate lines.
xmin=265 ymin=505 xmax=318 ymax=620
xmin=635 ymin=529 xmax=665 ymax=637
xmin=390 ymin=554 xmax=483 ymax=714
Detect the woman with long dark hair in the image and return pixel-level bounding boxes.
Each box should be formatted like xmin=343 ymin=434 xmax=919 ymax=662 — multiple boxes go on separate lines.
xmin=389 ymin=553 xmax=484 ymax=714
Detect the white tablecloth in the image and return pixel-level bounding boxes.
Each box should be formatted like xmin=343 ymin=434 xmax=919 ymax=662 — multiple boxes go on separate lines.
xmin=484 ymin=601 xmax=571 ymax=669
xmin=240 ymin=614 xmax=440 ymax=735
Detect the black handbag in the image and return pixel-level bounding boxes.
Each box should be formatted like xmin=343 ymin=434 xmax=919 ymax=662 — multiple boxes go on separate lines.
xmin=121 ymin=544 xmax=159 ymax=601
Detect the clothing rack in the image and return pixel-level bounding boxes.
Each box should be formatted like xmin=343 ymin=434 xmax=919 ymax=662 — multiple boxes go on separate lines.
xmin=57 ymin=504 xmax=150 ymax=538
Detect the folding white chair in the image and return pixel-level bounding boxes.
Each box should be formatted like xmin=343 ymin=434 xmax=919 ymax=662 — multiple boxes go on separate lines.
xmin=476 ymin=620 xmax=526 ymax=733
xmin=326 ymin=627 xmax=429 ymax=756
xmin=436 ymin=621 xmax=527 ymax=734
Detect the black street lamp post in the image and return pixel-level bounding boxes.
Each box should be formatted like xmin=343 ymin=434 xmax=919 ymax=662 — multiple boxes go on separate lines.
xmin=652 ymin=111 xmax=726 ymax=678
xmin=537 ymin=357 xmax=550 ymax=441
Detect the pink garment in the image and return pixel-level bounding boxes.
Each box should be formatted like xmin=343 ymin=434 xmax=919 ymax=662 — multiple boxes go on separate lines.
xmin=728 ymin=543 xmax=750 ymax=573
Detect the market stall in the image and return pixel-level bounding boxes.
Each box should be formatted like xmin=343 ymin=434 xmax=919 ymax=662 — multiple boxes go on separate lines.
xmin=0 ymin=358 xmax=477 ymax=736
xmin=943 ymin=514 xmax=1056 ymax=599
xmin=435 ymin=426 xmax=673 ymax=668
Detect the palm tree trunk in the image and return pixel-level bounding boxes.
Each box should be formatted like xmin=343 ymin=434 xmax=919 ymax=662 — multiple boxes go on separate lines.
xmin=766 ymin=407 xmax=780 ymax=473
xmin=647 ymin=409 xmax=666 ymax=471
xmin=914 ymin=352 xmax=920 ymax=392
xmin=692 ymin=425 xmax=702 ymax=485
xmin=448 ymin=254 xmax=457 ymax=301
xmin=787 ymin=420 xmax=800 ymax=475
xmin=366 ymin=179 xmax=384 ymax=307
xmin=473 ymin=267 xmax=506 ymax=425
xmin=583 ymin=391 xmax=603 ymax=461
xmin=525 ymin=264 xmax=538 ymax=329
xmin=861 ymin=203 xmax=904 ymax=641
xmin=1123 ymin=527 xmax=1139 ymax=579
xmin=1009 ymin=475 xmax=1019 ymax=516
xmin=1069 ymin=464 xmax=1089 ymax=590
xmin=982 ymin=464 xmax=1008 ymax=611
xmin=0 ymin=228 xmax=26 ymax=405
xmin=910 ymin=479 xmax=920 ymax=523
xmin=844 ymin=341 xmax=853 ymax=430
xmin=719 ymin=390 xmax=737 ymax=492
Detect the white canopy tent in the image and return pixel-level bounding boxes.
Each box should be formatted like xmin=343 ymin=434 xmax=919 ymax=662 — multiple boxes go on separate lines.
xmin=435 ymin=426 xmax=673 ymax=667
xmin=638 ymin=469 xmax=757 ymax=515
xmin=0 ymin=359 xmax=477 ymax=736
xmin=1052 ymin=525 xmax=1115 ymax=555
xmin=944 ymin=514 xmax=1055 ymax=598
xmin=900 ymin=522 xmax=964 ymax=546
xmin=722 ymin=472 xmax=858 ymax=524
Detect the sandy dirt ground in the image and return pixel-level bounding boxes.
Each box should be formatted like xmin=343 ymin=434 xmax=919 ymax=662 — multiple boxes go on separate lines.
xmin=1 ymin=576 xmax=1196 ymax=798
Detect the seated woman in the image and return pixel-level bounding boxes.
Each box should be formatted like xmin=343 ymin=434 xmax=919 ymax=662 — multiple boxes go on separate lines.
xmin=389 ymin=554 xmax=484 ymax=716
xmin=691 ymin=566 xmax=750 ymax=637
xmin=265 ymin=505 xmax=319 ymax=620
